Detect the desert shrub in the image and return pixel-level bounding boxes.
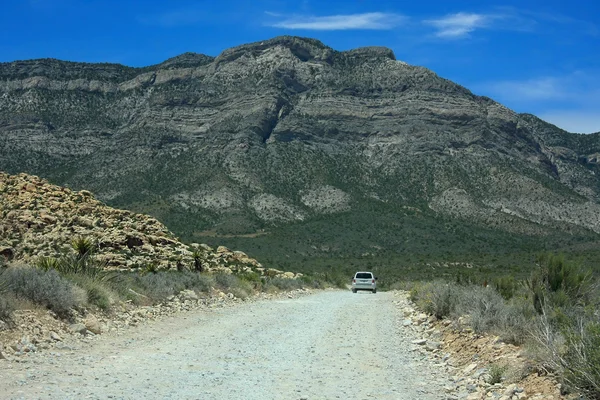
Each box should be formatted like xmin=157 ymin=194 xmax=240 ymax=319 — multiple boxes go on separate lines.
xmin=493 ymin=275 xmax=519 ymax=300
xmin=413 ymin=280 xmax=461 ymax=319
xmin=215 ymin=273 xmax=240 ymax=290
xmin=530 ymin=310 xmax=600 ymax=398
xmin=1 ymin=266 xmax=81 ymax=316
xmin=68 ymin=274 xmax=115 ymax=311
xmin=124 ymin=271 xmax=215 ymax=302
xmin=455 ymin=285 xmax=533 ymax=345
xmin=526 ymin=254 xmax=595 ymax=313
xmin=0 ymin=293 xmax=15 ymax=321
xmin=238 ymin=272 xmax=264 ymax=291
xmin=457 ymin=286 xmax=507 ymax=332
xmin=325 ymin=272 xmax=350 ymax=289
xmin=299 ymin=275 xmax=326 ymax=289
xmin=487 ymin=364 xmax=508 ymax=384
xmin=269 ymin=277 xmax=303 ymax=291
xmin=214 ymin=273 xmax=253 ymax=295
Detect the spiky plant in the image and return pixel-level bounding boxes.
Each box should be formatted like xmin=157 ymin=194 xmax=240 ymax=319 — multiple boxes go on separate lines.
xmin=71 ymin=237 xmax=96 ymax=261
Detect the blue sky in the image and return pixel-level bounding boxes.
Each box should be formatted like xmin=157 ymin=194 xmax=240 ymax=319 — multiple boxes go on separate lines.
xmin=1 ymin=0 xmax=599 ymax=133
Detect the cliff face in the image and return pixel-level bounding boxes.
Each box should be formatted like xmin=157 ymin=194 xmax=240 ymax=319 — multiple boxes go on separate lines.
xmin=1 ymin=36 xmax=599 ymax=259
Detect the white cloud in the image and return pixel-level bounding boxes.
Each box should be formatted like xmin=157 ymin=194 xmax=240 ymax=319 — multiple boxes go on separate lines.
xmin=537 ymin=110 xmax=600 ymax=134
xmin=478 ymin=72 xmax=600 ymax=104
xmin=425 ymin=12 xmax=491 ymax=38
xmin=474 ymin=72 xmax=600 ymax=133
xmin=268 ymin=12 xmax=405 ymax=31
xmin=482 ymin=77 xmax=565 ymax=101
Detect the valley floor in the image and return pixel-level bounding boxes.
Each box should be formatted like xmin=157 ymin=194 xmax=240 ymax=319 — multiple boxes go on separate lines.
xmin=0 ymin=291 xmax=450 ymax=399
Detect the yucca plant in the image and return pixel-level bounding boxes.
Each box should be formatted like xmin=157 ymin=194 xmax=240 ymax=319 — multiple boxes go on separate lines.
xmin=71 ymin=236 xmax=96 ymax=261
xmin=36 ymin=256 xmax=61 ymax=271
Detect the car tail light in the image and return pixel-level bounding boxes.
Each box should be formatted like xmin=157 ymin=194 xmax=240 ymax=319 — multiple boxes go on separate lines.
xmin=372 ymin=279 xmax=375 ymax=283
xmin=353 ymin=279 xmax=356 ymax=283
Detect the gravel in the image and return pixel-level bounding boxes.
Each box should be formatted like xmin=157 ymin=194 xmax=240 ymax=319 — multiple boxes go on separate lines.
xmin=0 ymin=290 xmax=451 ymax=399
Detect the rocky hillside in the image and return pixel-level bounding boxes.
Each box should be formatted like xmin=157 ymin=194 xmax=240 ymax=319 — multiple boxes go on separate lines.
xmin=0 ymin=172 xmax=297 ymax=278
xmin=1 ymin=36 xmax=600 ymax=263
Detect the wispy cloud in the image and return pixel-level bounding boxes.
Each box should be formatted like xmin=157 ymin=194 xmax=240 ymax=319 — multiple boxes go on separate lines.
xmin=483 ymin=77 xmax=566 ymax=101
xmin=267 ymin=12 xmax=405 ymax=31
xmin=475 ymin=72 xmax=600 ymax=133
xmin=480 ymin=72 xmax=600 ymax=103
xmin=425 ymin=12 xmax=492 ymax=38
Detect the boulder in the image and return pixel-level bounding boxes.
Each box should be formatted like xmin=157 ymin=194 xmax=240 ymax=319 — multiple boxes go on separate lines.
xmin=70 ymin=323 xmax=87 ymax=334
xmin=84 ymin=316 xmax=103 ymax=334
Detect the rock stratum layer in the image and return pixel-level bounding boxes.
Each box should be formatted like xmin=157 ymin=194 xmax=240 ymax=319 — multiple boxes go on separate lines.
xmin=1 ymin=36 xmax=600 ymax=260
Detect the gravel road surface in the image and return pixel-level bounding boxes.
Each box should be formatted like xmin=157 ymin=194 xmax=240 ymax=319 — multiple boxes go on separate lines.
xmin=0 ymin=291 xmax=450 ymax=399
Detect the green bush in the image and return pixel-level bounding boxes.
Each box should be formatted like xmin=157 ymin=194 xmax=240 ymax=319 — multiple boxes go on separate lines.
xmin=487 ymin=364 xmax=508 ymax=384
xmin=35 ymin=253 xmax=106 ymax=279
xmin=1 ymin=266 xmax=81 ymax=316
xmin=68 ymin=274 xmax=115 ymax=311
xmin=493 ymin=275 xmax=518 ymax=300
xmin=527 ymin=254 xmax=595 ymax=313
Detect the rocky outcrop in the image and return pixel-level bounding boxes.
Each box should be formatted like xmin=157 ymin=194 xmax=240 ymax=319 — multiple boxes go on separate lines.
xmin=0 ymin=172 xmax=299 ymax=278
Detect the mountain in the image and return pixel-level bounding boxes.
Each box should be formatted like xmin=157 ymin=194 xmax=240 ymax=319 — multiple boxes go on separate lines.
xmin=1 ymin=36 xmax=600 ymax=270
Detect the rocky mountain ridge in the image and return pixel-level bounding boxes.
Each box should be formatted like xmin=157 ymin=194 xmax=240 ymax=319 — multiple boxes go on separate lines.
xmin=1 ymin=36 xmax=599 ymax=263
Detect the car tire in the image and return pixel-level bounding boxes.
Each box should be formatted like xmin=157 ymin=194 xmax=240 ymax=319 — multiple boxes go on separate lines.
xmin=372 ymin=289 xmax=377 ymax=294
xmin=352 ymin=289 xmax=357 ymax=293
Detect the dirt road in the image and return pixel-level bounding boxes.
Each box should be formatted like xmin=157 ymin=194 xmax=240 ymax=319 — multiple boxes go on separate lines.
xmin=0 ymin=291 xmax=450 ymax=399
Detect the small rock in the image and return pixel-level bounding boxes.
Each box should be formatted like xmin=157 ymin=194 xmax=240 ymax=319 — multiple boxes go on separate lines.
xmin=70 ymin=323 xmax=87 ymax=334
xmin=503 ymin=384 xmax=518 ymax=397
xmin=0 ymin=351 xmax=7 ymax=360
xmin=462 ymin=362 xmax=478 ymax=375
xmin=411 ymin=339 xmax=427 ymax=345
xmin=425 ymin=340 xmax=442 ymax=351
xmin=179 ymin=289 xmax=198 ymax=301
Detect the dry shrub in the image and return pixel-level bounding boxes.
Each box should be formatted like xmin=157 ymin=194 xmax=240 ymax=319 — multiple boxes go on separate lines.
xmin=1 ymin=265 xmax=81 ymax=316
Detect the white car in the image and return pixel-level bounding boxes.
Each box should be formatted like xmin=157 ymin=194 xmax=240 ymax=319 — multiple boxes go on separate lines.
xmin=352 ymin=271 xmax=377 ymax=293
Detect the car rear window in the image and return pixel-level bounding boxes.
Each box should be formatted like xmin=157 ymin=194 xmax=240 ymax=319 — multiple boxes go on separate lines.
xmin=356 ymin=273 xmax=373 ymax=279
